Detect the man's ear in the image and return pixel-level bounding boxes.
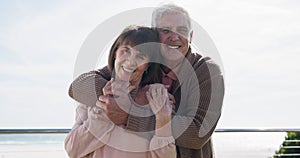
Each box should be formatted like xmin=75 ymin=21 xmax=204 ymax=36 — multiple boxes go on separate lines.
xmin=189 ymin=30 xmax=194 ymax=43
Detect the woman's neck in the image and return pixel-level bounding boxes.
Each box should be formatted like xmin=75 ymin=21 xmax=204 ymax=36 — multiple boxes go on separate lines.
xmin=114 ymin=76 xmax=141 ymax=91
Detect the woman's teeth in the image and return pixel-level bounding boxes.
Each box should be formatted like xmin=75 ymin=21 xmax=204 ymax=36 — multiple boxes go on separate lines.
xmin=122 ymin=66 xmax=135 ymax=73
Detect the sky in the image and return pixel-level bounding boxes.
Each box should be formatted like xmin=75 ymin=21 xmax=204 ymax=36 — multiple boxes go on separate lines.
xmin=0 ymin=0 xmax=299 ymax=129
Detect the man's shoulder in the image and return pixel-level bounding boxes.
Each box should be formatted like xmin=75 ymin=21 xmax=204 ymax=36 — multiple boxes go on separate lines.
xmin=186 ymin=51 xmax=222 ymax=77
xmin=82 ymin=66 xmax=111 ymax=80
xmin=187 ymin=51 xmax=216 ymax=68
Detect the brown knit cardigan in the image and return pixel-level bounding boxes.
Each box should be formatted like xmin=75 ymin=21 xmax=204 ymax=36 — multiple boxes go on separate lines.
xmin=69 ymin=48 xmax=225 ymax=158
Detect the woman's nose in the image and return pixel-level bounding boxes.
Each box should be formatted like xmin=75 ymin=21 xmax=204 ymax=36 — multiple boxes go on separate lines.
xmin=126 ymin=54 xmax=137 ymax=66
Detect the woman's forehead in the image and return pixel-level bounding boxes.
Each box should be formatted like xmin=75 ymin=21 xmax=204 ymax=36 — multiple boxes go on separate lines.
xmin=119 ymin=44 xmax=148 ymax=55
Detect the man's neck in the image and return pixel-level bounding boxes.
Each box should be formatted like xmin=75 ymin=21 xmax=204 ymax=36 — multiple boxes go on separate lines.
xmin=163 ymin=58 xmax=184 ymax=74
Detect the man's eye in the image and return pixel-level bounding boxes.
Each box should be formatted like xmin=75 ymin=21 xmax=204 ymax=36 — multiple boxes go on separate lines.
xmin=159 ymin=29 xmax=170 ymax=34
xmin=178 ymin=28 xmax=188 ymax=34
xmin=163 ymin=29 xmax=170 ymax=33
xmin=137 ymin=55 xmax=146 ymax=60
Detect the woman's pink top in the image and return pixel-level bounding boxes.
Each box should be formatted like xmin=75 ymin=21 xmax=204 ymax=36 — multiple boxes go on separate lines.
xmin=65 ymin=104 xmax=176 ymax=158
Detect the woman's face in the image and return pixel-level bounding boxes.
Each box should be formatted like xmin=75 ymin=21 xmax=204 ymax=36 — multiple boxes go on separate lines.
xmin=114 ymin=44 xmax=149 ymax=86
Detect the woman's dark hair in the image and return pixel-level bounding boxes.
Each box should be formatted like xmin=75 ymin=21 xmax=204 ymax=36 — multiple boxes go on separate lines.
xmin=108 ymin=26 xmax=162 ymax=87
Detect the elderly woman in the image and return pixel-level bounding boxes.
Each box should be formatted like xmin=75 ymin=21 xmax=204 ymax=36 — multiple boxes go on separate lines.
xmin=65 ymin=26 xmax=176 ymax=158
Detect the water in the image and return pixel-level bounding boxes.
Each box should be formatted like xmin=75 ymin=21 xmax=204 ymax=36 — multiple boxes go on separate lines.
xmin=0 ymin=134 xmax=66 ymax=145
xmin=213 ymin=132 xmax=286 ymax=158
xmin=0 ymin=134 xmax=68 ymax=158
xmin=0 ymin=133 xmax=287 ymax=158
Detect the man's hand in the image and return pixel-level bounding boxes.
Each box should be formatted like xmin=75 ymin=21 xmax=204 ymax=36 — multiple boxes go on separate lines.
xmin=96 ymin=95 xmax=128 ymax=125
xmin=96 ymin=79 xmax=135 ymax=125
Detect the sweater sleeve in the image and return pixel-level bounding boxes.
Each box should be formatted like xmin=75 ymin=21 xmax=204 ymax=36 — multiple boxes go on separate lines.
xmin=68 ymin=66 xmax=156 ymax=136
xmin=68 ymin=66 xmax=111 ymax=106
xmin=64 ymin=104 xmax=114 ymax=158
xmin=149 ymin=135 xmax=176 ymax=158
xmin=172 ymin=58 xmax=224 ymax=149
xmin=127 ymin=57 xmax=224 ymax=150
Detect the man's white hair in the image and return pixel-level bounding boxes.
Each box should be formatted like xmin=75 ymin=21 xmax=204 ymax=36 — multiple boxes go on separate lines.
xmin=151 ymin=3 xmax=192 ymax=31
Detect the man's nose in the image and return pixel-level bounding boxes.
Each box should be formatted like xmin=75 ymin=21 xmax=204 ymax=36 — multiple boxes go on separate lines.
xmin=170 ymin=31 xmax=180 ymax=41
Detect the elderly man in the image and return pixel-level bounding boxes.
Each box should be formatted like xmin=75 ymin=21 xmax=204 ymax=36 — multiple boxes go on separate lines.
xmin=69 ymin=4 xmax=224 ymax=158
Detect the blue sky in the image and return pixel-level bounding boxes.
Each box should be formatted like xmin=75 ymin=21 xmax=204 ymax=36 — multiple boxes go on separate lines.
xmin=0 ymin=0 xmax=299 ymax=129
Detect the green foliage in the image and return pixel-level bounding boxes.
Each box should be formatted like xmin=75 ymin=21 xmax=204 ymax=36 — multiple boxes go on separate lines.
xmin=274 ymin=132 xmax=300 ymax=157
xmin=286 ymin=132 xmax=300 ymax=140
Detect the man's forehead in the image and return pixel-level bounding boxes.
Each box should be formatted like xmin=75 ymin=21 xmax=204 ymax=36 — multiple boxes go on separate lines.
xmin=156 ymin=12 xmax=189 ymax=28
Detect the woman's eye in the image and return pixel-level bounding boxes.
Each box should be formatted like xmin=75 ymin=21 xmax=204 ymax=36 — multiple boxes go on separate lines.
xmin=124 ymin=49 xmax=130 ymax=54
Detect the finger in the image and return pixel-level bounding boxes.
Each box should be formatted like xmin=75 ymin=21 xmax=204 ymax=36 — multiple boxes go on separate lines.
xmin=164 ymin=84 xmax=170 ymax=89
xmin=150 ymin=86 xmax=157 ymax=98
xmin=163 ymin=87 xmax=168 ymax=98
xmin=95 ymin=100 xmax=102 ymax=108
xmin=146 ymin=91 xmax=152 ymax=102
xmin=98 ymin=95 xmax=108 ymax=103
xmin=147 ymin=91 xmax=157 ymax=112
xmin=111 ymin=81 xmax=130 ymax=94
xmin=104 ymin=90 xmax=113 ymax=96
xmin=103 ymin=79 xmax=113 ymax=95
xmin=157 ymin=87 xmax=162 ymax=96
xmin=96 ymin=100 xmax=107 ymax=111
xmin=168 ymin=93 xmax=175 ymax=104
xmin=128 ymin=85 xmax=136 ymax=93
xmin=110 ymin=89 xmax=128 ymax=98
xmin=112 ymin=80 xmax=130 ymax=90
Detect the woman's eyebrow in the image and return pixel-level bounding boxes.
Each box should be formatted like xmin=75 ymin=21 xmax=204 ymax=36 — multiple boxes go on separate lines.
xmin=119 ymin=45 xmax=131 ymax=51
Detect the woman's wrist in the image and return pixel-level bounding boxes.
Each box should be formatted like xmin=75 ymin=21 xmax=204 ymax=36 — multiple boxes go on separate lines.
xmin=155 ymin=121 xmax=172 ymax=137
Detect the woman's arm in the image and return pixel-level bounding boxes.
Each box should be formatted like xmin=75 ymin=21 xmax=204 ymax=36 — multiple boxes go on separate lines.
xmin=147 ymin=84 xmax=176 ymax=158
xmin=64 ymin=104 xmax=114 ymax=158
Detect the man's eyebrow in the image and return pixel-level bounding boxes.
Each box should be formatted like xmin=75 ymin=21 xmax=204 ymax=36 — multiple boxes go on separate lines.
xmin=158 ymin=26 xmax=171 ymax=30
xmin=139 ymin=52 xmax=148 ymax=56
xmin=178 ymin=26 xmax=188 ymax=29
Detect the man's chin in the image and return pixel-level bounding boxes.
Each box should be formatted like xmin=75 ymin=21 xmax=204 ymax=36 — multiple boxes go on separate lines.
xmin=162 ymin=52 xmax=183 ymax=61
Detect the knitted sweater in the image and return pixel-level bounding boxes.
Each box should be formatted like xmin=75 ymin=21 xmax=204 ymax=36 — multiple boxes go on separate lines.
xmin=68 ymin=48 xmax=225 ymax=158
xmin=65 ymin=104 xmax=176 ymax=158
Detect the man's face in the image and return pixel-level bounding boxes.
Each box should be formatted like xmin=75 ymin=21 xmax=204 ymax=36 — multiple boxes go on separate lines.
xmin=156 ymin=12 xmax=193 ymax=62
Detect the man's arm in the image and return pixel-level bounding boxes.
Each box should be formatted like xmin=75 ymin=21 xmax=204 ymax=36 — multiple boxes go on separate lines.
xmin=68 ymin=66 xmax=111 ymax=106
xmin=126 ymin=57 xmax=225 ymax=149
xmin=174 ymin=74 xmax=224 ymax=149
xmin=70 ymin=66 xmax=148 ymax=126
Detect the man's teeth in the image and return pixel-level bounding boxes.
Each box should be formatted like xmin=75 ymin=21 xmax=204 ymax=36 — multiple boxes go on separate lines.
xmin=168 ymin=45 xmax=180 ymax=49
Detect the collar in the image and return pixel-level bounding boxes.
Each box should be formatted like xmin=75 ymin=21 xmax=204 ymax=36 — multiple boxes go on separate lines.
xmin=161 ymin=67 xmax=177 ymax=81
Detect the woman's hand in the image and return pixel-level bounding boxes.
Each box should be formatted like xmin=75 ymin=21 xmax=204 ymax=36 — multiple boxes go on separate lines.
xmin=146 ymin=84 xmax=172 ymax=136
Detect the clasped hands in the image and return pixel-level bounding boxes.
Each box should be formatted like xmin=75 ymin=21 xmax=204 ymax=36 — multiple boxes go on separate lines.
xmin=96 ymin=79 xmax=175 ymax=125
